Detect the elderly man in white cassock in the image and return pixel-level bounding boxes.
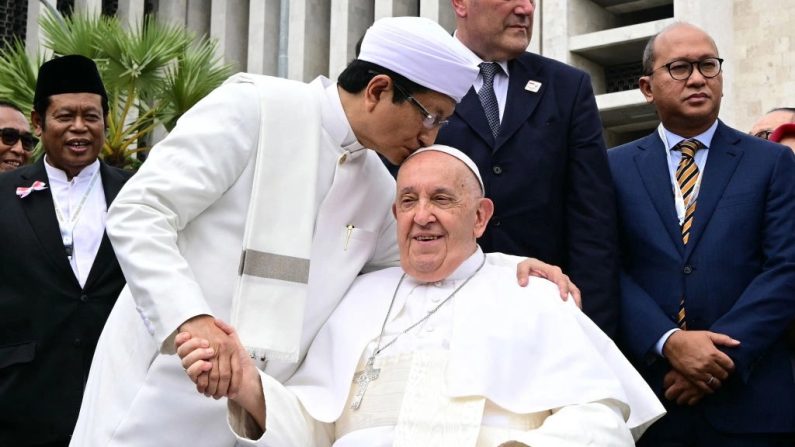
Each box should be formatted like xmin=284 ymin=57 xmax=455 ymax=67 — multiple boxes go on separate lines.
xmin=72 ymin=17 xmax=578 ymax=447
xmin=178 ymin=145 xmax=665 ymax=447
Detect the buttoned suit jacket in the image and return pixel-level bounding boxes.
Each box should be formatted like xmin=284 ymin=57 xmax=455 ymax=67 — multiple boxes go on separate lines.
xmin=435 ymin=51 xmax=619 ymax=337
xmin=0 ymin=159 xmax=131 ymax=445
xmin=609 ymin=121 xmax=795 ymax=434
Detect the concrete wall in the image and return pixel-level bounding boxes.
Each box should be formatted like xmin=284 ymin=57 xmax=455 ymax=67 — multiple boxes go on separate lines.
xmin=731 ymin=0 xmax=795 ymax=133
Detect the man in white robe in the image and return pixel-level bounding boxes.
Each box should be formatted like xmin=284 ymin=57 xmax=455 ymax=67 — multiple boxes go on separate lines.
xmin=71 ymin=17 xmax=575 ymax=447
xmin=178 ymin=146 xmax=665 ymax=446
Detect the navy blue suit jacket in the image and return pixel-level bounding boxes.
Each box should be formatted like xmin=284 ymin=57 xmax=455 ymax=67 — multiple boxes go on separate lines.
xmin=610 ymin=121 xmax=795 ymax=434
xmin=436 ymin=51 xmax=619 ymax=337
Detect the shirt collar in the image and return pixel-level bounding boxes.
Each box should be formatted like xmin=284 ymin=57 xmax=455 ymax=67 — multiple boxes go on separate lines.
xmin=318 ymin=76 xmax=366 ymax=155
xmin=44 ymin=156 xmax=101 ymax=184
xmin=660 ymin=120 xmax=718 ymax=153
xmin=406 ymin=246 xmax=486 ymax=287
xmin=452 ymin=31 xmax=510 ymax=78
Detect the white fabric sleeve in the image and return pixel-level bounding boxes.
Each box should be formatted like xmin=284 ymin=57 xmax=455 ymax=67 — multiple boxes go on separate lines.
xmin=228 ymin=372 xmax=334 ymax=447
xmin=511 ymin=400 xmax=634 ymax=447
xmin=105 ymin=81 xmax=261 ymax=350
xmin=361 ymin=204 xmax=399 ymax=272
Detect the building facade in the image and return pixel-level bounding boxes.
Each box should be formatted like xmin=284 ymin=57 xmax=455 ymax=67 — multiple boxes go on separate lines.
xmin=4 ymin=0 xmax=794 ymax=146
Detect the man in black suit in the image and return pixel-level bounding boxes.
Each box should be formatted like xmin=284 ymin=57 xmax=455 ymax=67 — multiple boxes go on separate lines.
xmin=436 ymin=0 xmax=619 ymax=336
xmin=0 ymin=55 xmax=131 ymax=447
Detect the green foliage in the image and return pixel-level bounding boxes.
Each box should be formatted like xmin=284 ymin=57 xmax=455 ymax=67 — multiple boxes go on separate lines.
xmin=0 ymin=39 xmax=40 ymax=117
xmin=0 ymin=11 xmax=233 ymax=171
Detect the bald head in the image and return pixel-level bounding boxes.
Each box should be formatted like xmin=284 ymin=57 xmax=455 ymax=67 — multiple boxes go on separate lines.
xmin=750 ymin=108 xmax=795 ymax=138
xmin=642 ymin=23 xmax=719 ymax=76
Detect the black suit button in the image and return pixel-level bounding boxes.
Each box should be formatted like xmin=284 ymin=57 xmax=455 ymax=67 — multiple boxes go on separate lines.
xmin=683 ymin=265 xmax=693 ymax=274
xmin=492 ymin=166 xmax=503 ymax=175
xmin=73 ymin=338 xmax=82 ymax=347
xmin=80 ymin=294 xmax=88 ymax=302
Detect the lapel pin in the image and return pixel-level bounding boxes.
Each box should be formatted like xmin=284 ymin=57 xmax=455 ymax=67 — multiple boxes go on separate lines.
xmin=16 ymin=180 xmax=48 ymax=199
xmin=524 ymin=80 xmax=542 ymax=93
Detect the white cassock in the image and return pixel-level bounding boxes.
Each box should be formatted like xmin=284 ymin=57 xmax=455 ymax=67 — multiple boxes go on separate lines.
xmin=70 ymin=76 xmax=399 ymax=446
xmin=228 ymin=249 xmax=666 ymax=446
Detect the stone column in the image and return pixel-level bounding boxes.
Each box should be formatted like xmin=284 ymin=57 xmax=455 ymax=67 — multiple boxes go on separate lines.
xmin=328 ymin=0 xmax=373 ymax=80
xmin=186 ymin=0 xmax=211 ymax=37
xmin=288 ymin=0 xmax=331 ymax=81
xmin=374 ymin=0 xmax=418 ymax=20
xmin=419 ymin=0 xmax=455 ymax=32
xmin=74 ymin=0 xmax=102 ymax=16
xmin=117 ymin=0 xmax=145 ymax=28
xmin=156 ymin=0 xmax=187 ymax=27
xmin=247 ymin=0 xmax=281 ymax=75
xmin=211 ymin=0 xmax=251 ymax=72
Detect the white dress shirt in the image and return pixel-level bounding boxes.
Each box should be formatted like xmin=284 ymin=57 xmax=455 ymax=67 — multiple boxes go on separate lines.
xmin=44 ymin=158 xmax=106 ymax=287
xmin=453 ymin=33 xmax=510 ymax=122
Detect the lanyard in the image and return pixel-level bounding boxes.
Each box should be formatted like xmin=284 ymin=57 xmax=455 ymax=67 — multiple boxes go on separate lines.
xmin=51 ymin=169 xmax=101 ymax=258
xmin=657 ymin=125 xmax=703 ymax=226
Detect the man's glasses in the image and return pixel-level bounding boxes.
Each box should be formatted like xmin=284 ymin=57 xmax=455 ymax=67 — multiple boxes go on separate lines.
xmin=392 ymin=83 xmax=449 ymax=130
xmin=753 ymin=129 xmax=772 ymax=140
xmin=1 ymin=128 xmax=38 ymax=152
xmin=648 ymin=57 xmax=724 ymax=81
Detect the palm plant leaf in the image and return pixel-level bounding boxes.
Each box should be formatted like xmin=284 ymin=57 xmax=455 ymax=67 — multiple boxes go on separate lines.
xmin=0 ymin=39 xmax=40 ymax=117
xmin=157 ymin=37 xmax=233 ymax=131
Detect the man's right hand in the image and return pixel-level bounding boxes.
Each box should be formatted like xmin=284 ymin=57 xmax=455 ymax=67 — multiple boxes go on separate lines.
xmin=662 ymin=330 xmax=740 ymax=392
xmin=177 ymin=314 xmax=241 ymax=399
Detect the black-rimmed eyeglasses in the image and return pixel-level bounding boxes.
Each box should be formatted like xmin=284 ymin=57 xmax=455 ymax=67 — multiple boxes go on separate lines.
xmin=647 ymin=57 xmax=724 ymax=81
xmin=0 ymin=128 xmax=38 ymax=152
xmin=392 ymin=83 xmax=449 ymax=130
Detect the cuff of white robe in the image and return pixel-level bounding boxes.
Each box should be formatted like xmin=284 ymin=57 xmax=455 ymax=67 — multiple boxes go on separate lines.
xmin=228 ymin=372 xmax=290 ymax=446
xmin=228 ymin=398 xmax=265 ymax=444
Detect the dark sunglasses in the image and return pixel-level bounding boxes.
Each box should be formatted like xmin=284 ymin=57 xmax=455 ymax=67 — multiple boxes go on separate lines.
xmin=0 ymin=128 xmax=38 ymax=152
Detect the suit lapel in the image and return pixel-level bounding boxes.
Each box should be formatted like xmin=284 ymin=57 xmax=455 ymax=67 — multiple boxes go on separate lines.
xmin=633 ymin=134 xmax=685 ymax=255
xmin=84 ymin=162 xmax=127 ymax=288
xmin=683 ymin=122 xmax=743 ymax=259
xmin=18 ymin=159 xmax=78 ymax=281
xmin=496 ymin=56 xmax=545 ymax=150
xmin=454 ymin=87 xmax=495 ymax=147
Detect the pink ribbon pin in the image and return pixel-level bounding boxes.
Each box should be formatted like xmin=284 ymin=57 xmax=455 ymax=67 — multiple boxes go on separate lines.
xmin=16 ymin=180 xmax=48 ymax=198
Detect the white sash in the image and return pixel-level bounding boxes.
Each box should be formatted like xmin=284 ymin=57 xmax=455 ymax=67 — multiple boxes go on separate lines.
xmin=227 ymin=73 xmax=321 ymax=363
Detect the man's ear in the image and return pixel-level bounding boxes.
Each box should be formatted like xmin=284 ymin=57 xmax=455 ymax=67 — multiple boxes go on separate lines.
xmin=451 ymin=0 xmax=467 ymax=17
xmin=364 ymin=74 xmax=392 ymax=113
xmin=473 ymin=198 xmax=494 ymax=239
xmin=638 ymin=76 xmax=655 ymax=104
xmin=30 ymin=110 xmax=43 ymax=136
xmin=392 ymin=202 xmax=397 ymax=219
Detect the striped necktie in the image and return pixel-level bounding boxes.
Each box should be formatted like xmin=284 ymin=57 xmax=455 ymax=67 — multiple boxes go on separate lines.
xmin=478 ymin=62 xmax=501 ymax=140
xmin=674 ymin=138 xmax=703 ymax=329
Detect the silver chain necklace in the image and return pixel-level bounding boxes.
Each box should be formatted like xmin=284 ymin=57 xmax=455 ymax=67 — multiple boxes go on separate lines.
xmin=350 ymin=253 xmax=487 ymax=410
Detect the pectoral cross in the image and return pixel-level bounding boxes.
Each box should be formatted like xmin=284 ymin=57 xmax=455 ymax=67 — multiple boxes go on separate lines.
xmin=344 ymin=224 xmax=354 ymax=251
xmin=350 ymin=356 xmax=380 ymax=410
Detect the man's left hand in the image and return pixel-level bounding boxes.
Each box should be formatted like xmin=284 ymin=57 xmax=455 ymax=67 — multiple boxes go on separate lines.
xmin=516 ymin=258 xmax=581 ymax=307
xmin=663 ymin=369 xmax=707 ymax=405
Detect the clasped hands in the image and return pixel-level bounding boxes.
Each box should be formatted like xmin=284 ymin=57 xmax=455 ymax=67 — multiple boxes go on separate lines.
xmin=175 ymin=315 xmax=251 ymax=400
xmin=661 ymin=330 xmax=740 ymax=406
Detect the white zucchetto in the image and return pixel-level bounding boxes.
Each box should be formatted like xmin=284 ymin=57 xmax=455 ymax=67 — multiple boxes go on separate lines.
xmin=407 ymin=145 xmax=485 ymax=194
xmin=358 ymin=17 xmax=479 ymax=103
